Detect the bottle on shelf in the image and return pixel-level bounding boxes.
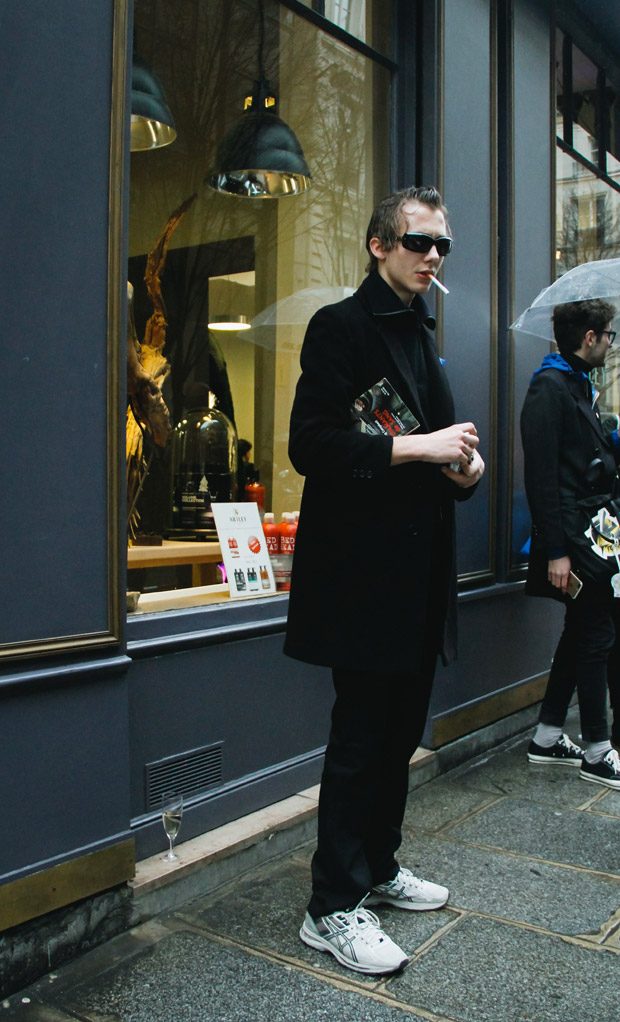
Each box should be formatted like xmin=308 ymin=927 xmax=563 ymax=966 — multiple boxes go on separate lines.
xmin=262 ymin=512 xmax=279 ymax=556
xmin=274 ymin=512 xmax=298 ymax=592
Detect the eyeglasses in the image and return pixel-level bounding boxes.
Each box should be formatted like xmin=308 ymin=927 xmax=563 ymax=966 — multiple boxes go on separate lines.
xmin=398 ymin=233 xmax=453 ymax=257
xmin=602 ymin=330 xmax=616 ymax=344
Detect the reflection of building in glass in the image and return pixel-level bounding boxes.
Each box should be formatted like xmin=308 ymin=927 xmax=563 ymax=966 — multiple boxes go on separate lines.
xmin=555 ymin=148 xmax=620 ymax=273
xmin=555 ymin=29 xmax=620 ymax=275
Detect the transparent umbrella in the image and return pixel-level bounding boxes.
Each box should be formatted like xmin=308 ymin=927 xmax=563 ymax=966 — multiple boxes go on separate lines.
xmin=510 ymin=258 xmax=620 ymax=341
xmin=251 ymin=286 xmax=356 ymax=329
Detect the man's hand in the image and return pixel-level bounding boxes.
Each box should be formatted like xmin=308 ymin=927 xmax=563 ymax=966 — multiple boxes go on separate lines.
xmin=441 ymin=449 xmax=485 ymax=487
xmin=391 ymin=422 xmax=479 ymax=466
xmin=548 ymin=556 xmax=571 ymax=593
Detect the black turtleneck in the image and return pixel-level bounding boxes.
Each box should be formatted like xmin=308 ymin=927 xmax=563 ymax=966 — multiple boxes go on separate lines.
xmin=566 ymin=351 xmax=594 ymax=402
xmin=364 ymin=272 xmax=440 ymax=428
xmin=566 ymin=351 xmax=592 ymax=375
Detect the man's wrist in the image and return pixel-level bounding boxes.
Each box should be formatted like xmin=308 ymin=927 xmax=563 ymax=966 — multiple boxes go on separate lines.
xmin=390 ymin=434 xmax=424 ymax=466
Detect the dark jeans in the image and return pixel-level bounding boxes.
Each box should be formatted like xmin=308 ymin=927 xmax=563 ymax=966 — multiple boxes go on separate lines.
xmin=307 ymin=661 xmax=436 ymax=919
xmin=539 ymin=580 xmax=614 ymax=743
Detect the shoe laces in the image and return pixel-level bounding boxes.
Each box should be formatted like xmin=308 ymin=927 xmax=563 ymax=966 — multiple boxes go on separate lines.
xmin=559 ymin=733 xmax=582 ymax=754
xmin=389 ymin=867 xmax=423 ymax=893
xmin=334 ymin=902 xmax=388 ymax=947
xmin=604 ymin=748 xmax=620 ymax=774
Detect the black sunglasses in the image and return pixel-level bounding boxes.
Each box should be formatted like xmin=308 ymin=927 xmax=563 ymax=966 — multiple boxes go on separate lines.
xmin=602 ymin=329 xmax=617 ymax=345
xmin=398 ymin=232 xmax=453 ymax=257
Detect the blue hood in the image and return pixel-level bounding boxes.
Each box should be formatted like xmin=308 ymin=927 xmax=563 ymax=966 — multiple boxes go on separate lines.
xmin=531 ymin=352 xmax=589 ymax=383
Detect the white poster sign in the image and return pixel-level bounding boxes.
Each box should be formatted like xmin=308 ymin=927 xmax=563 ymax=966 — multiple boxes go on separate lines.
xmin=211 ymin=502 xmax=276 ymax=599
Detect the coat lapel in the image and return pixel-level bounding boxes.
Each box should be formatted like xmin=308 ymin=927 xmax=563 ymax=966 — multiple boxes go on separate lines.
xmin=354 ymin=273 xmax=445 ymax=433
xmin=372 ymin=318 xmax=430 ymax=430
xmin=569 ymin=376 xmax=609 ymax=446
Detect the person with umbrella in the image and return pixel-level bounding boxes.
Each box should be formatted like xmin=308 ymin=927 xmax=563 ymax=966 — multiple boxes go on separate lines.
xmin=520 ymin=298 xmax=620 ymax=788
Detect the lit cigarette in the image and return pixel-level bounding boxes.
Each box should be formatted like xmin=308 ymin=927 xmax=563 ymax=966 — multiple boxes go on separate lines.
xmin=430 ymin=274 xmax=449 ymax=295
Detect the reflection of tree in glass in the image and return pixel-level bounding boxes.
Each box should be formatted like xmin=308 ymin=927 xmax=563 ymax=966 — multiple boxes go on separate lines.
xmin=556 ymin=186 xmax=620 ymax=275
xmin=131 ymin=0 xmax=390 ymax=521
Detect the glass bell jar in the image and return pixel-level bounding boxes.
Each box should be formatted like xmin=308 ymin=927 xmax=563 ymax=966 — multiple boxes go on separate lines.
xmin=170 ymin=383 xmax=238 ymax=539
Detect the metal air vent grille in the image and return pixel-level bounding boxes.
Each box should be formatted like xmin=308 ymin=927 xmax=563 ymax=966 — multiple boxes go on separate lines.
xmin=145 ymin=741 xmax=223 ymax=810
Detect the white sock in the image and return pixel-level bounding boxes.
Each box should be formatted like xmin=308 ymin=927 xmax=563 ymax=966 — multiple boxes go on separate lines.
xmin=533 ymin=724 xmax=563 ymax=748
xmin=584 ymin=741 xmax=612 ymax=764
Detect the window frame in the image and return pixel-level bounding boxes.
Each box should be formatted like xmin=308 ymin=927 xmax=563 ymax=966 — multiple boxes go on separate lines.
xmin=556 ymin=29 xmax=620 ymax=197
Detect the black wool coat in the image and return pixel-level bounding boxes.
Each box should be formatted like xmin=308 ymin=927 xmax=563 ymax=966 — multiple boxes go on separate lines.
xmin=283 ymin=271 xmax=476 ymax=672
xmin=520 ymin=361 xmax=620 ymax=600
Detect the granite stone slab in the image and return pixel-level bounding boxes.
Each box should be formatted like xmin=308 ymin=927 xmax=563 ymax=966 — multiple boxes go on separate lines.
xmin=402 ymin=776 xmax=499 ymax=832
xmin=178 ymin=858 xmax=456 ymax=984
xmin=442 ymin=743 xmax=595 ymax=810
xmin=386 ymin=914 xmax=620 ymax=1022
xmin=446 ymin=798 xmax=620 ymax=875
xmin=590 ymin=789 xmax=620 ymax=817
xmin=384 ymin=831 xmax=620 ymax=935
xmin=51 ymin=930 xmax=428 ymax=1022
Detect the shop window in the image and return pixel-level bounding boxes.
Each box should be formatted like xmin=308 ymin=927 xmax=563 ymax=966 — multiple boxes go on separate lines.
xmin=556 ymin=28 xmax=620 ymax=186
xmin=513 ymin=28 xmax=620 ymax=570
xmin=555 ymin=149 xmax=620 ymax=272
xmin=127 ymin=0 xmax=391 ymax=614
xmin=604 ymin=77 xmax=620 ymax=178
xmin=296 ymin=0 xmax=392 ymax=54
xmin=570 ymin=44 xmax=599 ymax=166
xmin=555 ymin=29 xmax=620 ymax=277
xmin=553 ymin=31 xmax=620 ymax=528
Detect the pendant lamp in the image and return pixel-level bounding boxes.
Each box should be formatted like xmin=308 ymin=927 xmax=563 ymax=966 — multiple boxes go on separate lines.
xmin=131 ymin=58 xmax=177 ymax=152
xmin=208 ymin=0 xmax=311 ymax=198
xmin=207 ymin=315 xmax=252 ymax=331
xmin=207 ymin=276 xmax=254 ymax=331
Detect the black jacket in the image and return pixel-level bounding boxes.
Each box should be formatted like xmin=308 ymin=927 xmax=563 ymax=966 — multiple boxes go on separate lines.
xmin=521 ymin=358 xmax=619 ymax=598
xmin=284 ymin=271 xmax=476 ymax=672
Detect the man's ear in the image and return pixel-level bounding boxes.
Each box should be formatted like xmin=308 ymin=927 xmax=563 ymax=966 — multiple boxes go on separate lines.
xmin=368 ymin=236 xmax=386 ymax=262
xmin=584 ymin=328 xmax=598 ymax=348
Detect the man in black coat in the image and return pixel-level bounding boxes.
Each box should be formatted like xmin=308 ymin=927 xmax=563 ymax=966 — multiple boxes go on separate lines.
xmin=521 ymin=299 xmax=620 ymax=790
xmin=285 ymin=186 xmax=484 ymax=975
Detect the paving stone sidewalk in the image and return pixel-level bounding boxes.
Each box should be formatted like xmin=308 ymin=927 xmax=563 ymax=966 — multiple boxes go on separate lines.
xmin=3 ymin=723 xmax=619 ymax=1022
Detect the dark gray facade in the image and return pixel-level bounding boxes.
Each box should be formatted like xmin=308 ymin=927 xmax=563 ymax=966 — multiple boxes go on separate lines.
xmin=2 ymin=0 xmax=618 ymax=943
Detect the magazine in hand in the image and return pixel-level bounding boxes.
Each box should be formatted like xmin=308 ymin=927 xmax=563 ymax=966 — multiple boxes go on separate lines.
xmin=351 ymin=377 xmax=420 ymax=436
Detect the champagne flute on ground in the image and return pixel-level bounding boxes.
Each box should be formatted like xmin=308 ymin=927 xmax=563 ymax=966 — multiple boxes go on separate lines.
xmin=161 ymin=791 xmax=183 ymax=862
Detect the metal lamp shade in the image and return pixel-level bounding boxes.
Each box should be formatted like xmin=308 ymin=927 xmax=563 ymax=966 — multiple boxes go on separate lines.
xmin=208 ymin=110 xmax=311 ymax=198
xmin=208 ymin=314 xmax=251 ymax=331
xmin=131 ymin=59 xmax=177 ymax=152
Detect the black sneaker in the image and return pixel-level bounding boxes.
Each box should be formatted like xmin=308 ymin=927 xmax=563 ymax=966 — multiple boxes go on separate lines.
xmin=527 ymin=733 xmax=584 ymax=766
xmin=580 ymin=748 xmax=620 ymax=790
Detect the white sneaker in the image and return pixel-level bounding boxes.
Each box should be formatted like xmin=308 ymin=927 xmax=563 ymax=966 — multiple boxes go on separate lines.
xmin=366 ymin=867 xmax=449 ymax=911
xmin=299 ymin=903 xmax=408 ymax=975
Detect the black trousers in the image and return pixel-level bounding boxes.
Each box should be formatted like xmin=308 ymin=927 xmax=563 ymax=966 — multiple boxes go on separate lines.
xmin=307 ymin=660 xmax=436 ymax=919
xmin=539 ymin=580 xmax=614 ymax=743
xmin=606 ymin=608 xmax=620 ymax=744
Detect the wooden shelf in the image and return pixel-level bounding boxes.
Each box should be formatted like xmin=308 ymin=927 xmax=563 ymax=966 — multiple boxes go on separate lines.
xmin=128 ymin=540 xmax=222 ymax=586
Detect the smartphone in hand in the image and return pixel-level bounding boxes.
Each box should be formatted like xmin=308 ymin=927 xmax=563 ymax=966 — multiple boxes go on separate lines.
xmin=566 ymin=571 xmax=583 ymax=599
